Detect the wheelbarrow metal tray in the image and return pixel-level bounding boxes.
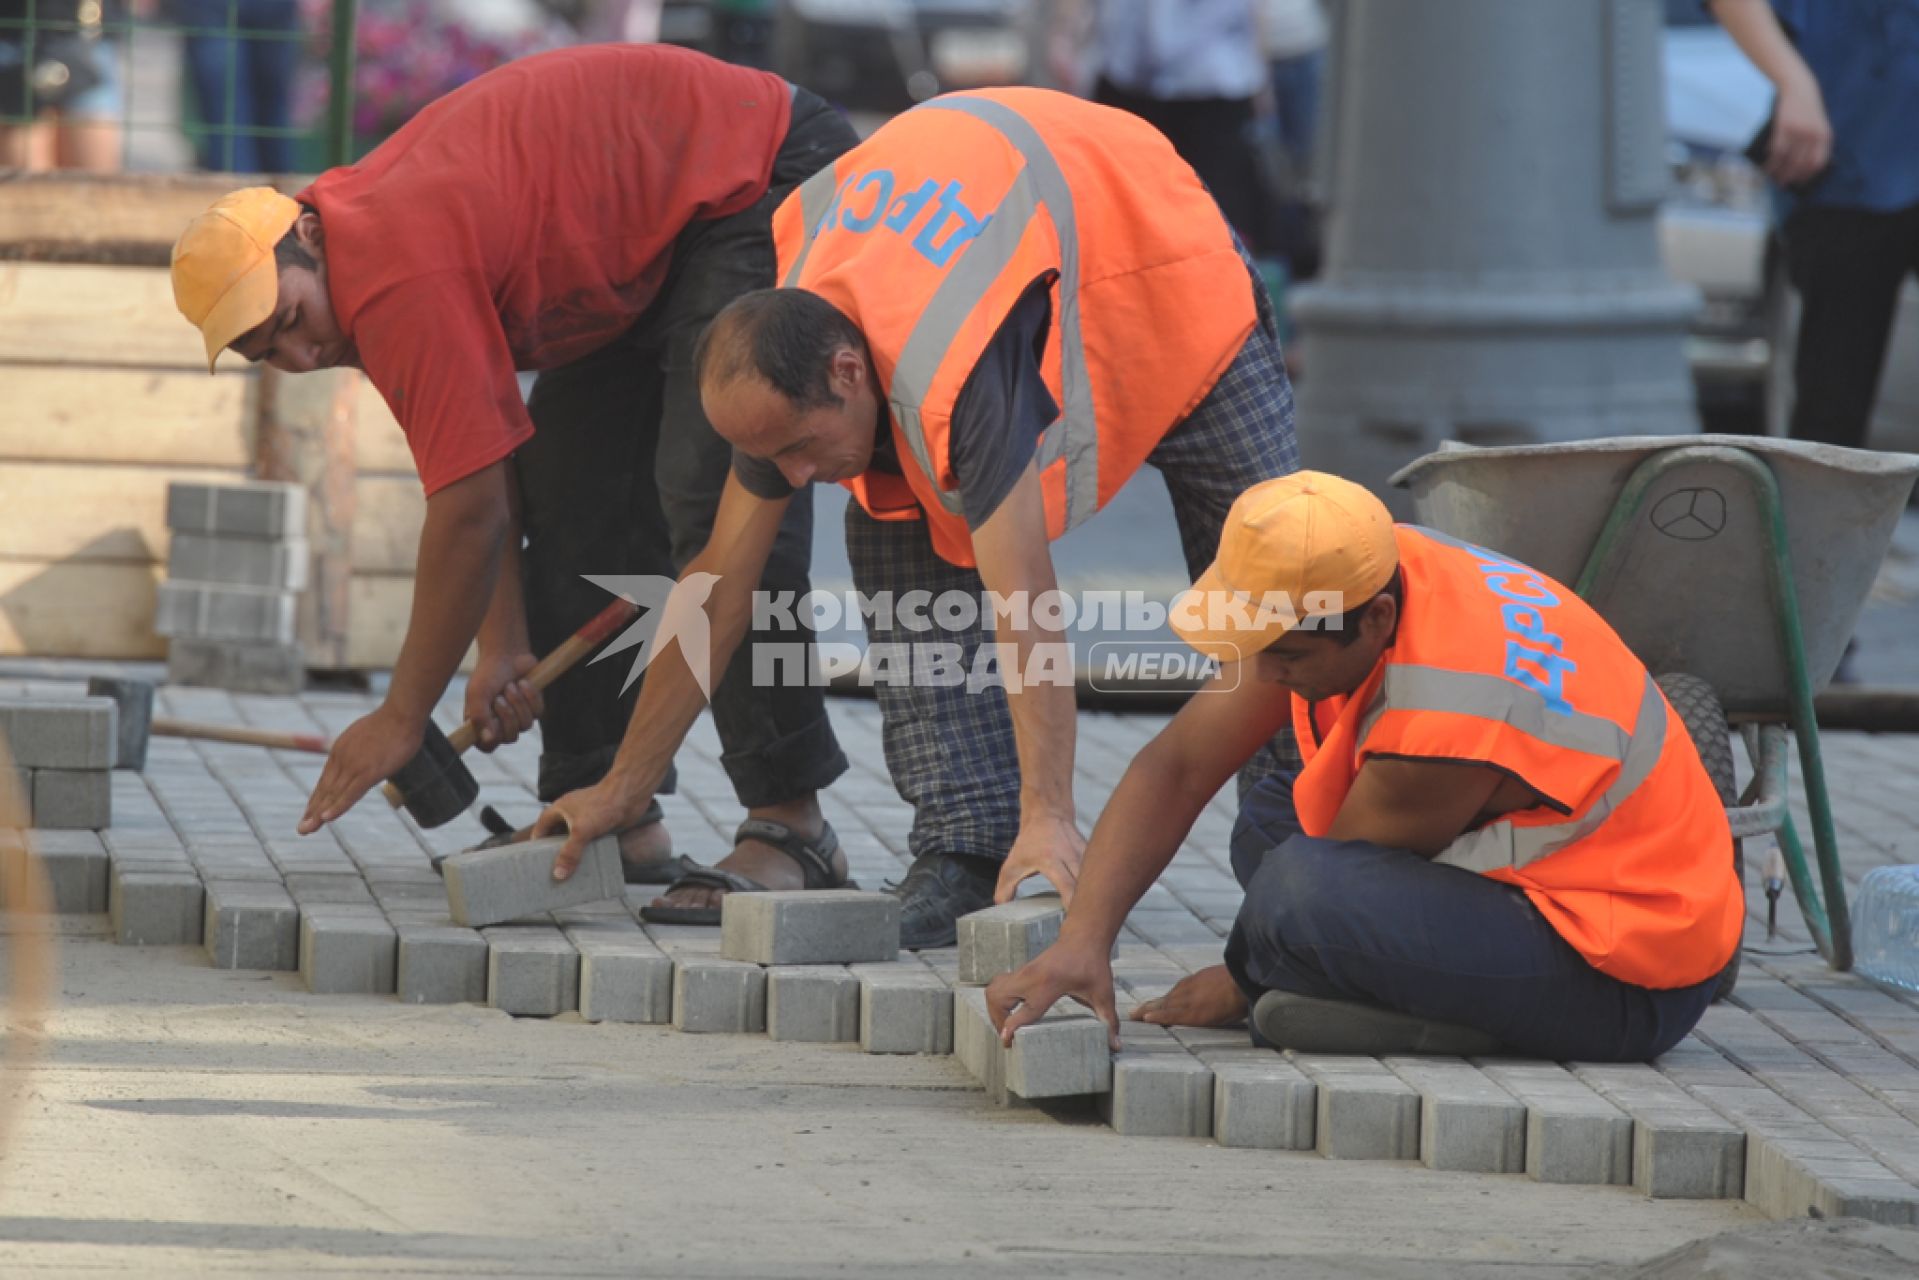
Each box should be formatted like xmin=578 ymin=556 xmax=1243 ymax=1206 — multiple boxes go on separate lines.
xmin=1391 ymin=435 xmax=1919 ymax=715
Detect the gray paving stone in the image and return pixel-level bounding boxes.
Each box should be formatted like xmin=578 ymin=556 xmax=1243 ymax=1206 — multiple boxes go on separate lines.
xmin=1573 ymin=1061 xmax=1746 ymax=1199
xmin=441 ymin=835 xmax=622 ymax=928
xmin=168 ymin=533 xmax=311 ymax=590
xmin=1385 ymin=1056 xmax=1526 ymax=1174
xmin=671 ymin=957 xmax=766 ymax=1034
xmin=202 ymin=881 xmax=299 ymax=970
xmin=167 ymin=638 xmax=304 ymax=695
xmin=283 ymin=872 xmax=376 ymax=907
xmin=1694 ymin=1005 xmax=1919 ymax=1189
xmin=1213 ymin=1057 xmax=1317 ymax=1150
xmin=0 ymin=698 xmax=117 ymax=769
xmin=485 ymin=926 xmax=580 ymax=1017
xmin=719 ymin=890 xmax=900 ymax=965
xmin=571 ymin=932 xmax=673 ymax=1024
xmin=953 ymin=987 xmax=1034 ymax=1110
xmin=767 ymin=965 xmax=859 ymax=1043
xmin=1477 ymin=1060 xmax=1632 ymax=1185
xmin=956 ymin=896 xmax=1061 ymax=984
xmin=855 ymin=963 xmax=953 ymax=1055
xmin=109 ymin=867 xmax=204 ymax=945
xmin=155 ymin=582 xmax=298 ymax=644
xmin=1659 ymin=1036 xmax=1919 ymax=1223
xmin=299 ymin=909 xmax=397 ymax=994
xmin=1004 ymin=1009 xmax=1113 ymax=1100
xmin=30 ymin=769 xmax=111 ymax=830
xmin=395 ymin=921 xmax=488 ymax=1005
xmin=28 ymin=839 xmax=108 ymax=913
xmin=1291 ymin=1055 xmax=1422 ymax=1161
xmin=166 ymin=480 xmax=306 ymax=539
xmin=1103 ymin=1053 xmax=1214 ymax=1138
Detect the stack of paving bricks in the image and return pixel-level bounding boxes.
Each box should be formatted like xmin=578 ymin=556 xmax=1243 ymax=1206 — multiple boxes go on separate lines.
xmin=0 ymin=684 xmax=118 ymax=832
xmin=156 ymin=481 xmax=307 ymax=694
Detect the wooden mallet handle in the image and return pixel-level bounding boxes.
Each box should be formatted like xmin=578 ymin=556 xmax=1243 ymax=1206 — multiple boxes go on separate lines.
xmin=380 ymin=596 xmax=643 ymax=808
xmin=151 ymin=718 xmax=331 ymax=754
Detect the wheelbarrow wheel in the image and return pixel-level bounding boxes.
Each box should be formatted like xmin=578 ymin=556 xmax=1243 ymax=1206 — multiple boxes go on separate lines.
xmin=1656 ymin=673 xmax=1744 ymax=1002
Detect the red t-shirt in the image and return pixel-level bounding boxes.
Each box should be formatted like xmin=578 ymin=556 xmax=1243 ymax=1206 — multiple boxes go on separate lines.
xmin=298 ymin=45 xmax=792 ymax=495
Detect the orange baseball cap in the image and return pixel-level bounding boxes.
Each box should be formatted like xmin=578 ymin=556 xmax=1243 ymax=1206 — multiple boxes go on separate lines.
xmin=1171 ymin=471 xmax=1399 ymax=663
xmin=171 ymin=187 xmax=302 ymax=373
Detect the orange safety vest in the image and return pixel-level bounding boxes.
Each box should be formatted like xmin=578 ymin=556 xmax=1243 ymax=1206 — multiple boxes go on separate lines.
xmin=772 ymin=87 xmax=1257 ymax=568
xmin=1291 ymin=527 xmax=1742 ymax=990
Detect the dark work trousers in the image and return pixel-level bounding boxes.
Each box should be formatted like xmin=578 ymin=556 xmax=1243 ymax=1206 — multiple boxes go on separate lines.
xmin=514 ymin=88 xmax=857 ymax=808
xmin=1784 ymin=201 xmax=1919 ymax=449
xmin=1221 ymin=772 xmax=1718 ymax=1063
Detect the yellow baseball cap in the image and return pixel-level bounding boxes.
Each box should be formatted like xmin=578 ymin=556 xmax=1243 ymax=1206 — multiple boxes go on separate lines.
xmin=1171 ymin=471 xmax=1399 ymax=663
xmin=171 ymin=187 xmax=303 ymax=373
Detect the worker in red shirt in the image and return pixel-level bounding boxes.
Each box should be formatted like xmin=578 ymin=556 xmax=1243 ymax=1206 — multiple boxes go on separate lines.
xmin=170 ymin=45 xmax=859 ymax=893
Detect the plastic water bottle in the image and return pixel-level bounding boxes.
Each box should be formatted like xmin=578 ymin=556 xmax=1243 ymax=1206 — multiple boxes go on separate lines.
xmin=1853 ymin=865 xmax=1919 ymax=995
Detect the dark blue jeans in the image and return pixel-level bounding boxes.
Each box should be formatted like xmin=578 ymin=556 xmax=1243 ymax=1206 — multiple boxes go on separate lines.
xmin=1221 ymin=773 xmax=1717 ymax=1062
xmin=173 ymin=0 xmax=302 ymax=173
xmin=516 ymin=89 xmax=856 ymax=806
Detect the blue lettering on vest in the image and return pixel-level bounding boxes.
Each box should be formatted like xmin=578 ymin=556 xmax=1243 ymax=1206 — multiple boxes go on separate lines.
xmin=812 ymin=168 xmax=993 ymax=268
xmin=1485 ymin=573 xmax=1560 ymax=607
xmin=840 ymin=170 xmax=893 ymax=232
xmin=883 ymin=178 xmax=939 ymax=233
xmin=913 ymin=181 xmax=994 ymax=266
xmin=1504 ymin=640 xmax=1578 ymax=716
xmin=1462 ymin=545 xmax=1577 ymax=714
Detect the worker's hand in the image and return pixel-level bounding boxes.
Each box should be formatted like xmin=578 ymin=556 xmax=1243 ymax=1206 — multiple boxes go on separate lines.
xmin=298 ymin=704 xmax=425 ymax=835
xmin=1767 ymin=76 xmax=1832 ymax=187
xmin=986 ymin=937 xmax=1121 ymax=1051
xmin=531 ymin=775 xmax=653 ymax=880
xmin=994 ymin=813 xmax=1086 ymax=907
xmin=1130 ymin=964 xmax=1249 ymax=1030
xmin=465 ymin=650 xmax=543 ymax=752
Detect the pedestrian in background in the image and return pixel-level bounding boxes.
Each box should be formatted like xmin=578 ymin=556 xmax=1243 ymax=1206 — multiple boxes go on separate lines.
xmin=1710 ymin=0 xmax=1919 ymax=450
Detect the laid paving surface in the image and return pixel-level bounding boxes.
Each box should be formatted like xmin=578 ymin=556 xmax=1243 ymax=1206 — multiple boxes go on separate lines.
xmin=2 ymin=661 xmax=1918 ymax=1275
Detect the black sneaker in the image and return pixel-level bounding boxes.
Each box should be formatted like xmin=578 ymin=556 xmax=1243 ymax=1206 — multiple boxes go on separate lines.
xmin=891 ymin=852 xmax=1000 ymax=949
xmin=1252 ymin=991 xmax=1508 ymax=1057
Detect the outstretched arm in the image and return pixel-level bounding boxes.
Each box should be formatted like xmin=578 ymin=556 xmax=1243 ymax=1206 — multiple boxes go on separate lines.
xmin=534 ymin=472 xmax=793 ymax=874
xmin=987 ymin=671 xmax=1292 ymax=1045
xmin=300 ymin=459 xmax=511 ymax=834
xmin=970 ymin=461 xmax=1086 ymax=903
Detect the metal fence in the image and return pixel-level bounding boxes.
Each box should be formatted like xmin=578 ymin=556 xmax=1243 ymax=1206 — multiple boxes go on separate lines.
xmin=0 ymin=0 xmax=356 ymax=170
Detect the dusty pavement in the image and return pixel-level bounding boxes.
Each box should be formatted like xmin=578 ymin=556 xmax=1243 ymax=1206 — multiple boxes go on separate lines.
xmin=0 ymin=915 xmax=1764 ymax=1280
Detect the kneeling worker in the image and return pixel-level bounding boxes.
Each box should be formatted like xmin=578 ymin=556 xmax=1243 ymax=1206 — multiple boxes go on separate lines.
xmin=989 ymin=472 xmax=1742 ymax=1061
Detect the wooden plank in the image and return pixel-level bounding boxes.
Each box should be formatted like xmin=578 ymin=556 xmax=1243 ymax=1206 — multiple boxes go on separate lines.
xmin=0 ymin=263 xmax=216 ymax=369
xmin=0 ymin=560 xmax=165 ymax=658
xmin=0 ymin=366 xmax=254 ymax=466
xmin=351 ymin=473 xmax=426 ymax=575
xmin=259 ymin=366 xmax=357 ymax=668
xmin=348 ymin=572 xmax=474 ymax=672
xmin=353 ymin=376 xmax=417 ymax=475
xmin=0 ymin=462 xmax=246 ymax=563
xmin=0 ymin=173 xmax=294 ymax=265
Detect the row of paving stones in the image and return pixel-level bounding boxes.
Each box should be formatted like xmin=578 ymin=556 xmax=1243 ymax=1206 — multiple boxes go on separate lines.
xmin=7 ymin=672 xmax=1919 ymax=1227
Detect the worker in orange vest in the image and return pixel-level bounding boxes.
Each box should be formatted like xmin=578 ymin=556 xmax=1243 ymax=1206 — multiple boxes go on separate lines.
xmin=986 ymin=472 xmax=1743 ymax=1060
xmin=537 ymin=88 xmax=1301 ymax=945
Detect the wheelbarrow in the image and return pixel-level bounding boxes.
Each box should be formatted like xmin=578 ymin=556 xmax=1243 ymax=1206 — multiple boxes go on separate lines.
xmin=1392 ymin=434 xmax=1919 ymax=976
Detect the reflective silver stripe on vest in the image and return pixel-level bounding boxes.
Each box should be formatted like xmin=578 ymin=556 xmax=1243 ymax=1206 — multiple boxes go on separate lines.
xmin=899 ymin=96 xmax=1100 ymax=528
xmin=887 ymin=165 xmax=1045 ymax=515
xmin=780 ymin=163 xmax=848 ymax=288
xmin=1433 ymin=673 xmax=1667 ymax=874
xmin=1360 ymin=665 xmax=1632 ymax=764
